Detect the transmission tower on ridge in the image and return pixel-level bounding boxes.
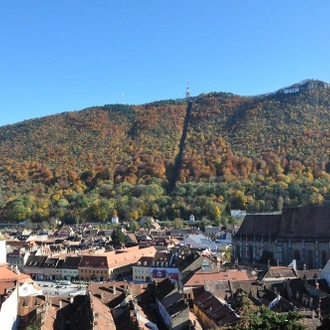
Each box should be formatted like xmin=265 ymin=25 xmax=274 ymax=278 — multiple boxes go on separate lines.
xmin=121 ymin=92 xmax=125 ymax=104
xmin=186 ymin=82 xmax=191 ymax=99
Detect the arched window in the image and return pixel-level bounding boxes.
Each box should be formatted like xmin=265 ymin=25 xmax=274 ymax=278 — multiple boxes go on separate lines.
xmin=294 ymin=249 xmax=300 ymax=261
xmin=249 ymin=246 xmax=253 ymax=263
xmin=322 ymin=250 xmax=327 ymax=268
xmin=308 ymin=250 xmax=313 ymax=269
xmin=236 ymin=245 xmax=240 ymax=261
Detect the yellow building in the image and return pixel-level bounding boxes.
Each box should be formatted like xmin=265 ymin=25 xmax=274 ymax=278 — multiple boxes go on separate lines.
xmin=78 ymin=246 xmax=157 ymax=281
xmin=132 ymin=256 xmax=154 ymax=282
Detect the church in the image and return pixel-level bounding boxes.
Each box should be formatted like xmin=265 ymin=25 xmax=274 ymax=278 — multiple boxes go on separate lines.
xmin=232 ymin=206 xmax=330 ymax=269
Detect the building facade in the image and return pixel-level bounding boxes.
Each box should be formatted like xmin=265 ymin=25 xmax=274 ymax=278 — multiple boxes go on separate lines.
xmin=232 ymin=206 xmax=330 ymax=269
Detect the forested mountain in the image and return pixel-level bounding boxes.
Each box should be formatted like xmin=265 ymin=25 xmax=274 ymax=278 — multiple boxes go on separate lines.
xmin=1 ymin=79 xmax=330 ymax=226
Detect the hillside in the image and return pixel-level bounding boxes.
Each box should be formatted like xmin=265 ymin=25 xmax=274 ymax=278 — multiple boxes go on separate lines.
xmin=1 ymin=79 xmax=330 ymax=225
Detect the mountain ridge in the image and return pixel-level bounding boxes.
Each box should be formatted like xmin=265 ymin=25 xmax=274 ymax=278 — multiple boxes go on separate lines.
xmin=2 ymin=79 xmax=328 ymax=128
xmin=1 ymin=79 xmax=330 ymax=224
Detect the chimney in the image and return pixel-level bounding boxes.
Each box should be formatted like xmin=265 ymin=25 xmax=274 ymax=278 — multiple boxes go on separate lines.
xmin=59 ymin=300 xmax=62 ymax=309
xmin=70 ymin=296 xmax=74 ymax=304
xmin=316 ymin=308 xmax=320 ymax=318
xmin=277 ymin=293 xmax=280 ymax=302
xmin=113 ymin=285 xmax=116 ymax=295
xmin=316 ymin=282 xmax=320 ymax=290
xmin=292 ymin=259 xmax=297 ymax=271
xmin=310 ymin=297 xmax=313 ymax=309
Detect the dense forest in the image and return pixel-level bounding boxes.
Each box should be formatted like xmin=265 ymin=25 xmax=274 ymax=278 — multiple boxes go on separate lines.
xmin=1 ymin=79 xmax=330 ymax=226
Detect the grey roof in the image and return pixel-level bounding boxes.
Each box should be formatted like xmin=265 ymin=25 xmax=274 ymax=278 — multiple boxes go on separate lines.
xmin=235 ymin=214 xmax=281 ymax=237
xmin=56 ymin=259 xmax=64 ymax=269
xmin=25 ymin=255 xmax=48 ymax=267
xmin=43 ymin=257 xmax=59 ymax=268
xmin=179 ymin=234 xmax=223 ymax=251
xmin=235 ymin=206 xmax=330 ymax=239
xmin=62 ymin=256 xmax=81 ymax=269
xmin=156 ymin=278 xmax=176 ymax=300
xmin=280 ymin=206 xmax=330 ymax=238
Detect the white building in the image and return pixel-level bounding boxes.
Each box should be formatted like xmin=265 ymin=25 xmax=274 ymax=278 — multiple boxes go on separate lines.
xmin=0 ymin=237 xmax=41 ymax=329
xmin=0 ymin=282 xmax=19 ymax=330
xmin=132 ymin=256 xmax=153 ymax=282
xmin=0 ymin=240 xmax=6 ymax=264
xmin=0 ymin=239 xmax=19 ymax=330
xmin=204 ymin=225 xmax=221 ymax=237
xmin=230 ymin=209 xmax=246 ymax=217
xmin=111 ymin=215 xmax=119 ymax=224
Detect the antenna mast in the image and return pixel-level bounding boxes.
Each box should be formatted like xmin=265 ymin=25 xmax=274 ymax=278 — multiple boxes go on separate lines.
xmin=186 ymin=82 xmax=191 ymax=99
xmin=121 ymin=92 xmax=125 ymax=104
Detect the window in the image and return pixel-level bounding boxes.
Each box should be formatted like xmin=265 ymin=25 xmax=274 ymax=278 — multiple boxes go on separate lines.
xmin=308 ymin=250 xmax=313 ymax=269
xmin=294 ymin=249 xmax=301 ymax=261
xmin=322 ymin=250 xmax=327 ymax=268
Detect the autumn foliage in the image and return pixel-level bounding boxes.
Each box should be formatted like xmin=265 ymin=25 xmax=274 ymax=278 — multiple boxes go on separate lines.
xmin=1 ymin=80 xmax=330 ymax=224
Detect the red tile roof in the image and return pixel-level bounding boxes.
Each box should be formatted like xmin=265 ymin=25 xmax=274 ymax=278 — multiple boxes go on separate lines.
xmin=104 ymin=246 xmax=157 ymax=268
xmin=90 ymin=294 xmax=116 ymax=329
xmin=79 ymin=255 xmax=108 ymax=268
xmin=0 ymin=264 xmax=33 ymax=284
xmin=185 ymin=269 xmax=253 ymax=287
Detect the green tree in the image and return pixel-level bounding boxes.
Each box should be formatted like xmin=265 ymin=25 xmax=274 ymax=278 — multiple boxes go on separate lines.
xmin=229 ymin=292 xmax=306 ymax=330
xmin=12 ymin=203 xmax=30 ymax=221
xmin=173 ymin=218 xmax=184 ymax=229
xmin=129 ymin=220 xmax=139 ymax=232
xmin=111 ymin=226 xmax=125 ymax=246
xmin=142 ymin=217 xmax=153 ymax=229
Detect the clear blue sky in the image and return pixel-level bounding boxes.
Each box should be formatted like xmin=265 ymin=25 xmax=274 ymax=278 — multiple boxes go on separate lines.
xmin=1 ymin=1 xmax=330 ymax=126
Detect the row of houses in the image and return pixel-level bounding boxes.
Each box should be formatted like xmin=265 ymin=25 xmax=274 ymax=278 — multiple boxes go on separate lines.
xmin=3 ymin=240 xmax=330 ymax=328
xmin=6 ymin=242 xmax=206 ymax=286
xmin=22 ymin=245 xmax=158 ymax=282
